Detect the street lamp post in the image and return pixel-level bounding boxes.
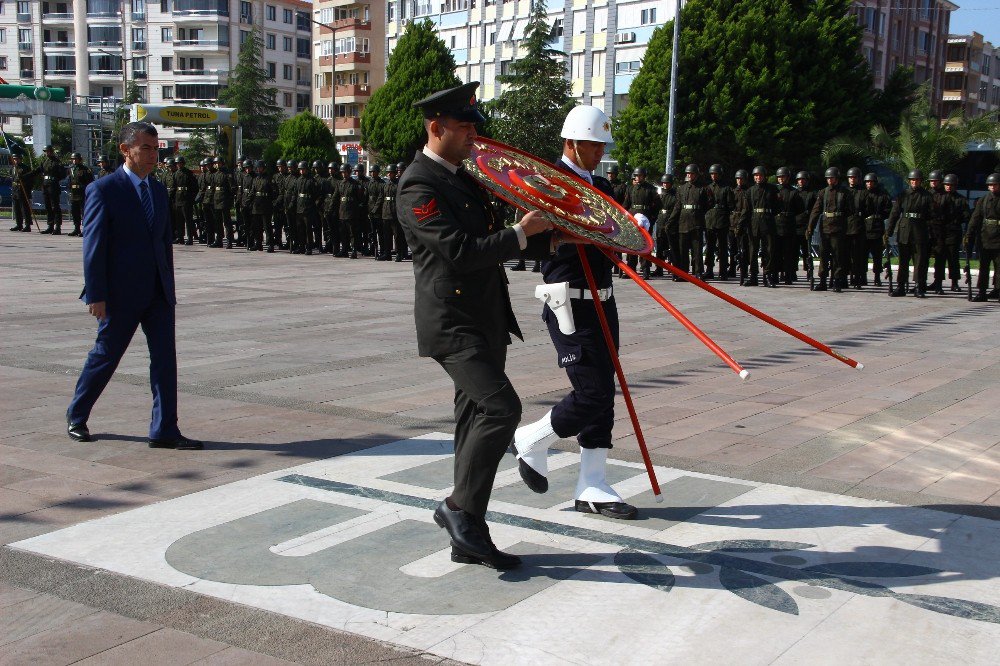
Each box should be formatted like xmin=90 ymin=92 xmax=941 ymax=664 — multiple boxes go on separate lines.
xmin=664 ymin=0 xmax=681 ymax=175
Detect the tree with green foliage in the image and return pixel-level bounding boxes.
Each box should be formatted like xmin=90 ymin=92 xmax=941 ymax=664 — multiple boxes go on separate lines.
xmin=482 ymin=2 xmax=574 ymax=159
xmin=614 ymin=0 xmax=898 ymax=174
xmin=219 ymin=25 xmax=283 ymax=158
xmin=822 ymin=85 xmax=1000 ymax=180
xmin=361 ymin=20 xmax=460 ymax=164
xmin=262 ymin=111 xmax=338 ymax=165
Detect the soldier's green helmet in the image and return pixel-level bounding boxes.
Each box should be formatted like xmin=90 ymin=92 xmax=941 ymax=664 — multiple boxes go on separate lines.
xmin=176 ymin=155 xmax=185 ymax=164
xmin=328 ymin=161 xmax=338 ymax=170
xmin=275 ymin=159 xmax=285 ymax=167
xmin=632 ymin=167 xmax=646 ymax=177
xmin=943 ymin=173 xmax=958 ymax=185
xmin=608 ymin=164 xmax=619 ymax=175
xmin=371 ymin=164 xmax=381 ymax=173
xmin=795 ymin=171 xmax=809 ymax=181
xmin=684 ymin=163 xmax=699 ymax=174
xmin=71 ymin=152 xmax=82 ymax=160
xmin=298 ymin=161 xmax=308 ymax=169
xmin=255 ymin=160 xmax=266 ymax=169
xmin=752 ymin=166 xmax=767 ymax=176
xmin=242 ymin=159 xmax=253 ymax=168
xmin=386 ymin=164 xmax=398 ymax=173
xmin=864 ymin=172 xmax=878 ymax=182
xmin=312 ymin=160 xmax=324 ymax=169
xmin=776 ymin=167 xmax=791 ymax=178
xmin=200 ymin=158 xmax=210 ymax=166
xmin=44 ymin=144 xmax=54 ymax=152
xmin=99 ymin=155 xmax=109 ymax=163
xmin=164 ymin=157 xmax=175 ymax=165
xmin=735 ymin=169 xmax=749 ymax=179
xmin=213 ymin=156 xmax=224 ymax=163
xmin=928 ymin=170 xmax=943 ymax=182
xmin=824 ymin=167 xmax=840 ymax=179
xmin=661 ymin=173 xmax=674 ymax=184
xmin=340 ymin=163 xmax=352 ymax=173
xmin=709 ymin=164 xmax=724 ymax=175
xmin=846 ymin=167 xmax=862 ymax=178
xmin=396 ymin=162 xmax=406 ymax=171
xmin=907 ymin=169 xmax=923 ymax=180
xmin=985 ymin=173 xmax=999 ymax=185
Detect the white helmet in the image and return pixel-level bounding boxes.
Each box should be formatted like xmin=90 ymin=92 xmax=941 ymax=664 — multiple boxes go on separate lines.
xmin=561 ymin=105 xmax=613 ymax=143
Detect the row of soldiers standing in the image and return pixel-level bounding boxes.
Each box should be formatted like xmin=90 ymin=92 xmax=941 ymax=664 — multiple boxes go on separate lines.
xmin=609 ymin=164 xmax=998 ymax=300
xmin=159 ymin=157 xmax=409 ymax=261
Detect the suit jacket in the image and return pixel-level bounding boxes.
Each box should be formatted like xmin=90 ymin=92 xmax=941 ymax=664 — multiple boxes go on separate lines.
xmin=396 ymin=150 xmax=526 ymax=358
xmin=80 ymin=166 xmax=176 ymax=312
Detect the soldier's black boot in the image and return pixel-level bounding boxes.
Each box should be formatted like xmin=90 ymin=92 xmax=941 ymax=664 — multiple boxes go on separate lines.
xmin=10 ymin=224 xmax=22 ymax=232
xmin=52 ymin=224 xmax=62 ymax=235
xmin=972 ymin=290 xmax=987 ymax=302
xmin=874 ymin=275 xmax=882 ymax=287
xmin=642 ymin=265 xmax=650 ymax=280
xmin=813 ymin=278 xmax=828 ymax=292
xmin=510 ymin=259 xmax=526 ymax=271
xmin=988 ymin=287 xmax=1000 ymax=299
xmin=532 ymin=260 xmax=541 ymax=273
xmin=950 ymin=279 xmax=961 ymax=292
xmin=40 ymin=225 xmax=53 ymax=234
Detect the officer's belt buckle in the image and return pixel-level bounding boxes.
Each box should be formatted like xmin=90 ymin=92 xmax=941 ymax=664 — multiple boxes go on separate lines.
xmin=682 ymin=204 xmax=697 ymax=210
xmin=753 ymin=208 xmax=770 ymax=213
xmin=569 ymin=286 xmax=613 ymax=301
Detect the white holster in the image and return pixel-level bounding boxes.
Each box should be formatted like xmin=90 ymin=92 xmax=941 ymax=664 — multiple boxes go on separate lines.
xmin=535 ymin=281 xmax=576 ymax=335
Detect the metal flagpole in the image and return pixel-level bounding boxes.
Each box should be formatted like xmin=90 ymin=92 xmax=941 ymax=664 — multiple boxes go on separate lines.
xmin=664 ymin=0 xmax=682 ymax=175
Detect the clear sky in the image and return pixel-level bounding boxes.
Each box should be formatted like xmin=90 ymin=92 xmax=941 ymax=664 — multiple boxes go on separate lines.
xmin=947 ymin=1 xmax=1000 ymax=44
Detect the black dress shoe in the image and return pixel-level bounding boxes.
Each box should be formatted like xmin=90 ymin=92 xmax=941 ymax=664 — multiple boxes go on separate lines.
xmin=432 ymin=501 xmax=502 ymax=565
xmin=148 ymin=435 xmax=203 ymax=450
xmin=67 ymin=420 xmax=92 ymax=442
xmin=451 ymin=515 xmax=522 ymax=569
xmin=574 ymin=500 xmax=638 ymax=520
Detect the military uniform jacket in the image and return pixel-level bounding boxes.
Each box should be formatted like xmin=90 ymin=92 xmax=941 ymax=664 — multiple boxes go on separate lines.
xmin=946 ymin=192 xmax=969 ymax=244
xmin=96 ymin=168 xmax=113 ymax=180
xmin=928 ymin=187 xmax=951 ymax=246
xmin=317 ymin=176 xmax=336 ymax=219
xmin=609 ymin=180 xmax=628 ymax=205
xmin=10 ymin=163 xmax=33 ymax=201
xmin=745 ymin=183 xmax=779 ymax=236
xmin=966 ymin=192 xmax=1000 ymax=251
xmin=809 ymin=185 xmax=855 ymax=235
xmin=171 ymin=168 xmax=197 ymax=208
xmin=206 ymin=170 xmax=233 ymax=210
xmin=671 ymin=181 xmax=711 ymax=232
xmin=68 ymin=164 xmax=95 ymax=202
xmin=367 ymin=176 xmax=385 ymax=219
xmin=294 ymin=174 xmax=320 ymax=214
xmin=37 ymin=156 xmax=67 ymax=191
xmin=795 ymin=188 xmax=817 ymax=233
xmin=337 ymin=178 xmax=362 ymax=221
xmin=282 ymin=174 xmax=298 ymax=211
xmin=848 ymin=186 xmax=871 ymax=235
xmin=705 ymin=182 xmax=733 ymax=230
xmin=774 ymin=184 xmax=804 ymax=236
xmin=381 ymin=178 xmax=399 ymax=221
xmin=731 ymin=186 xmax=750 ymax=233
xmin=657 ymin=188 xmax=678 ymax=233
xmin=397 ymin=150 xmax=543 ymax=358
xmin=623 ymin=181 xmax=659 ymax=223
xmin=865 ymin=187 xmax=892 ymax=239
xmin=887 ymin=187 xmax=933 ymax=245
xmin=195 ymin=171 xmax=207 ymax=203
xmin=250 ymin=174 xmax=274 ymax=215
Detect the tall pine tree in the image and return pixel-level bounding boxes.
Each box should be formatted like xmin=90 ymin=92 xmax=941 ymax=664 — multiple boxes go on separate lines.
xmin=483 ymin=1 xmax=574 ymax=160
xmin=361 ymin=20 xmax=460 ymax=164
xmin=615 ymin=0 xmax=889 ymax=173
xmin=219 ymin=25 xmax=283 ymax=159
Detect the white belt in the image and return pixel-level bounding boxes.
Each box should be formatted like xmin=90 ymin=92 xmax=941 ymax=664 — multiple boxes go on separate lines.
xmin=569 ymin=286 xmax=613 ymax=301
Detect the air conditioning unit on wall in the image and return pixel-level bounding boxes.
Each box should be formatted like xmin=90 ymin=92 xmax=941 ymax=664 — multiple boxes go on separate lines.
xmin=615 ymin=32 xmax=636 ymax=44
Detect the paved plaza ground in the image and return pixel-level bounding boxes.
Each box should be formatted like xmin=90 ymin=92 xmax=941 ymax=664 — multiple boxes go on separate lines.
xmin=1 ymin=232 xmax=998 ymax=664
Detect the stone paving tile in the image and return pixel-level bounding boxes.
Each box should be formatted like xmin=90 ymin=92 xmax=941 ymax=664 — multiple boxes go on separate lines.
xmin=191 ymin=646 xmax=299 ymax=665
xmin=0 ymin=610 xmax=159 ymax=665
xmin=74 ymin=627 xmax=229 ymax=665
xmin=0 ymin=592 xmax=97 ymax=646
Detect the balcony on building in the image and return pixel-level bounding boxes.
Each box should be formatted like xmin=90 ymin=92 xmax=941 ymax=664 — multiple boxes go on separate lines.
xmin=333 ymin=84 xmax=370 ymax=103
xmin=20 ymin=69 xmax=35 ymax=80
xmin=175 ymin=68 xmax=229 ymax=79
xmin=316 ymin=18 xmax=372 ymax=34
xmin=174 ymin=26 xmax=230 ymax=52
xmin=942 ymin=89 xmax=967 ymax=102
xmin=172 ymin=0 xmax=230 ymax=21
xmin=43 ymin=40 xmax=76 ymax=50
xmin=334 ymin=117 xmax=361 ymax=130
xmin=18 ymin=42 xmax=33 ymax=53
xmin=297 ymin=78 xmax=310 ymax=87
xmin=337 ymin=51 xmax=371 ymax=66
xmin=41 ymin=7 xmax=74 ymax=24
xmin=86 ymin=0 xmax=122 ymax=20
xmin=17 ymin=12 xmax=32 ymax=22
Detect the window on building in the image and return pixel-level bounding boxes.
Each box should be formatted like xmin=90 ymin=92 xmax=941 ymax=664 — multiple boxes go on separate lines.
xmin=283 ymin=92 xmax=292 ymax=107
xmin=132 ymin=27 xmax=146 ymax=49
xmin=266 ymin=4 xmax=276 ymax=21
xmin=296 ymin=93 xmax=308 ymax=112
xmin=283 ymin=8 xmax=292 ymax=23
xmin=0 ymin=28 xmax=5 ymax=44
xmin=552 ymin=19 xmax=563 ymax=38
xmin=175 ymin=83 xmax=222 ymax=100
xmin=239 ymin=1 xmax=252 ymax=24
xmin=489 ymin=31 xmax=496 ymax=45
xmin=594 ymin=8 xmax=607 ymax=32
xmin=267 ymin=61 xmax=275 ymax=78
xmin=160 ymin=0 xmax=169 ymax=12
xmin=283 ymin=63 xmax=292 ymax=80
xmin=18 ymin=27 xmax=31 ymax=47
xmin=571 ymin=52 xmax=584 ymax=79
xmin=19 ymin=56 xmax=33 ymax=77
xmin=387 ymin=2 xmax=394 ymax=21
xmin=640 ymin=7 xmax=656 ymax=25
xmin=0 ymin=57 xmax=7 ymax=70
xmin=133 ymin=56 xmax=147 ymax=78
xmin=980 ymin=81 xmax=988 ymax=100
xmin=17 ymin=1 xmax=30 ymax=15
xmin=162 ymin=85 xmax=173 ymax=99
xmin=266 ymin=33 xmax=275 ymax=49
xmin=415 ymin=0 xmax=432 ymax=17
xmin=101 ymin=86 xmax=114 ymax=98
xmin=575 ymin=11 xmax=586 ymax=34
xmin=592 ymin=51 xmax=605 ymax=78
xmin=296 ymin=37 xmax=310 ymax=57
xmin=283 ymin=35 xmax=292 ymax=51
xmin=162 ymin=27 xmax=173 ymax=42
xmin=983 ymin=54 xmax=991 ymax=77
xmin=240 ymin=30 xmax=250 ymax=45
xmin=162 ymin=56 xmax=172 ymax=71
xmin=615 ymin=60 xmax=641 ymax=74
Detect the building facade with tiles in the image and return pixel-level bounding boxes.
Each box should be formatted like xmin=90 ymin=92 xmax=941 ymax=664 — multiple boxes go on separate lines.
xmin=941 ymin=32 xmax=1000 ymax=118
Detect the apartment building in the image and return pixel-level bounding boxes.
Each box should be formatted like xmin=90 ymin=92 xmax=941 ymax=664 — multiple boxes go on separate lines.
xmin=942 ymin=32 xmax=1000 ymax=118
xmin=310 ymin=0 xmax=385 ymax=156
xmin=0 ymin=0 xmax=312 ymax=145
xmin=383 ymin=0 xmax=673 ymax=127
xmin=850 ymin=0 xmax=958 ymax=116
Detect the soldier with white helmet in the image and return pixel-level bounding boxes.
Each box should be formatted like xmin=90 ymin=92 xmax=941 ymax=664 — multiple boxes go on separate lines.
xmin=512 ymin=105 xmax=639 ymax=521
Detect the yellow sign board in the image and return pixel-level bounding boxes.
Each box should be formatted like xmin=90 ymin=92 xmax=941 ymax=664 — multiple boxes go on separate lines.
xmin=132 ymin=104 xmax=237 ymax=126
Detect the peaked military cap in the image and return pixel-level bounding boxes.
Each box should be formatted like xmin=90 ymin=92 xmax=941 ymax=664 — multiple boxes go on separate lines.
xmin=413 ymin=81 xmax=486 ymax=123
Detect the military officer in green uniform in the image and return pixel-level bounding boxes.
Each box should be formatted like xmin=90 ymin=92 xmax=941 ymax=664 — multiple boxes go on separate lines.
xmin=745 ymin=166 xmax=778 ymax=287
xmin=95 ymin=156 xmax=113 ymax=180
xmin=294 ymin=161 xmax=321 ymax=255
xmin=965 ymin=172 xmax=1000 ymax=301
xmin=671 ymin=164 xmax=711 ymax=277
xmin=337 ymin=163 xmax=363 ymax=258
xmin=207 ymin=157 xmax=234 ymax=248
xmin=807 ymin=167 xmax=854 ymax=292
xmin=886 ymin=169 xmax=933 ymax=297
xmin=795 ymin=171 xmax=817 ymax=283
xmin=376 ymin=164 xmax=398 ymax=260
xmin=282 ymin=160 xmax=299 ymax=253
xmin=607 ymin=164 xmax=627 ymax=205
xmin=731 ymin=169 xmax=751 ymax=284
xmin=939 ymin=174 xmax=969 ymax=292
xmin=623 ymin=167 xmax=659 ymax=278
xmin=654 ymin=173 xmax=677 ymax=276
xmin=162 ymin=157 xmax=179 ymax=242
xmin=774 ymin=167 xmax=804 ymax=284
xmin=248 ymin=161 xmax=275 ymax=252
xmin=35 ymin=145 xmax=67 ymax=234
xmin=845 ymin=167 xmax=869 ymax=288
xmin=396 ymin=82 xmax=553 ymax=570
xmin=171 ymin=156 xmax=197 ymax=246
xmin=8 ymin=154 xmax=34 ymax=232
xmin=863 ymin=173 xmax=891 ymax=287
xmin=195 ymin=158 xmax=211 ymax=243
xmin=66 ymin=153 xmax=95 ymax=237
xmin=926 ymin=170 xmax=953 ymax=295
xmin=271 ymin=160 xmax=287 ymax=250
xmin=367 ymin=165 xmax=385 ymax=259
xmin=704 ymin=164 xmax=732 ymax=279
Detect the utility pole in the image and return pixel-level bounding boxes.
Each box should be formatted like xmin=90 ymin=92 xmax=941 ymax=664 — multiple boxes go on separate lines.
xmin=664 ymin=0 xmax=681 ymax=175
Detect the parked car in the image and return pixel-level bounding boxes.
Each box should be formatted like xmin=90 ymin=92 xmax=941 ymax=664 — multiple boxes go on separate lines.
xmin=0 ymin=176 xmax=11 ymax=207
xmin=31 ymin=188 xmax=71 ymax=212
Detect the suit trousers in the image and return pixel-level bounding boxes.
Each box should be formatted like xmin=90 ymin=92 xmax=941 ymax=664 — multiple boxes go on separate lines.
xmin=67 ymin=290 xmax=179 ymax=440
xmin=546 ymin=298 xmax=619 ymax=450
xmin=434 ymin=344 xmax=521 ymax=517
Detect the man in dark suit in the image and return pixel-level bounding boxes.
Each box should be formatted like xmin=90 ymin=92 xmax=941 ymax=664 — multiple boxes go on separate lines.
xmin=397 ymin=82 xmax=552 ymax=570
xmin=66 ymin=122 xmax=201 ymax=450
xmin=512 ymin=105 xmax=638 ymax=520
